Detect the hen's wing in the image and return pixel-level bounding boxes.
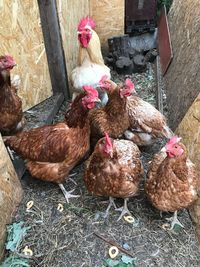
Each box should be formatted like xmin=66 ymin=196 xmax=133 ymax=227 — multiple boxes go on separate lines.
xmin=146 ymin=151 xmax=166 ymax=180
xmin=127 ymin=96 xmax=173 ymax=138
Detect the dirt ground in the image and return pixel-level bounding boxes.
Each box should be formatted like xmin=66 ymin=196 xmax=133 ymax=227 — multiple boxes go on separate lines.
xmin=5 ymin=65 xmax=200 ymax=266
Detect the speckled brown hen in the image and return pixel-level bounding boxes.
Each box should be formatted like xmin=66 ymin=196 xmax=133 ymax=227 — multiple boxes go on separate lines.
xmin=89 ymin=79 xmax=134 ymax=148
xmin=4 ymin=86 xmax=100 ymax=202
xmin=117 ymin=79 xmax=173 ymax=146
xmin=97 ymin=76 xmax=173 ymax=146
xmin=145 ymin=136 xmax=198 ymax=229
xmin=84 ymin=133 xmax=143 ymax=220
xmin=0 ymin=55 xmax=25 ymax=135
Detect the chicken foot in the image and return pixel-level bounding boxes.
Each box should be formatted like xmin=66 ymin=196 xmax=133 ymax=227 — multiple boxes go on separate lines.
xmin=165 ymin=210 xmax=184 ymax=230
xmin=115 ymin=198 xmax=132 ymax=221
xmin=59 ymin=183 xmax=80 ymax=203
xmin=102 ymin=197 xmax=117 ymax=218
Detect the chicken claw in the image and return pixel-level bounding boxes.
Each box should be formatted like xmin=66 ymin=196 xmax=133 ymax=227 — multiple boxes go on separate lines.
xmin=115 ymin=198 xmax=132 ymax=221
xmin=165 ymin=211 xmax=184 ymax=230
xmin=59 ymin=184 xmax=80 ymax=203
xmin=102 ymin=197 xmax=117 ymax=218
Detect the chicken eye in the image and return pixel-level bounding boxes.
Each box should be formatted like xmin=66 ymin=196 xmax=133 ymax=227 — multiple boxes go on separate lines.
xmin=174 ymin=145 xmax=178 ymax=149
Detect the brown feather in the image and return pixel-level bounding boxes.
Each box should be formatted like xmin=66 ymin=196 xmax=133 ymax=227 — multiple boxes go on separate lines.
xmin=0 ymin=70 xmax=24 ymax=135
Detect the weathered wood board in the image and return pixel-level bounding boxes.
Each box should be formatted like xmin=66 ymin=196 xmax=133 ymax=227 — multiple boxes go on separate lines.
xmin=0 ymin=135 xmax=23 ymax=260
xmin=89 ymin=0 xmax=125 ymax=51
xmin=176 ymin=93 xmax=200 ymax=239
xmin=164 ymin=0 xmax=200 ymax=130
xmin=56 ymin=0 xmax=90 ymax=95
xmin=0 ymin=0 xmax=52 ymax=110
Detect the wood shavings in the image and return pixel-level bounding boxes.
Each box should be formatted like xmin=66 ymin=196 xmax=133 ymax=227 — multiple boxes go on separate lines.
xmin=108 ymin=246 xmax=119 ymax=259
xmin=123 ymin=215 xmax=135 ymax=224
xmin=161 ymin=223 xmax=170 ymax=230
xmin=26 ymin=200 xmax=34 ymax=211
xmin=23 ymin=245 xmax=33 ymax=256
xmin=57 ymin=203 xmax=64 ymax=212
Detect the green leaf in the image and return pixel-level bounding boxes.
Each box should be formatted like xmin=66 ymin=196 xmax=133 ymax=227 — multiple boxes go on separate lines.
xmin=1 ymin=255 xmax=29 ymax=267
xmin=121 ymin=255 xmax=136 ymax=264
xmin=115 ymin=263 xmax=128 ymax=267
xmin=103 ymin=258 xmax=120 ymax=267
xmin=6 ymin=222 xmax=31 ymax=252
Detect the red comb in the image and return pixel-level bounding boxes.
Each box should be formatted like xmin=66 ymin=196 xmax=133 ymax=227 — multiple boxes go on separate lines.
xmin=78 ymin=16 xmax=96 ymax=31
xmin=167 ymin=136 xmax=181 ymax=145
xmin=125 ymin=79 xmax=134 ymax=90
xmin=82 ymin=85 xmax=98 ymax=98
xmin=105 ymin=133 xmax=112 ymax=147
xmin=0 ymin=54 xmax=14 ymax=61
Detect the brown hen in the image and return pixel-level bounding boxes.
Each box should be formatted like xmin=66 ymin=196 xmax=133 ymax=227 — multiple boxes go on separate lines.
xmin=0 ymin=55 xmax=25 ymax=135
xmin=97 ymin=76 xmax=173 ymax=146
xmin=4 ymin=86 xmax=100 ymax=202
xmin=145 ymin=136 xmax=198 ymax=229
xmin=112 ymin=79 xmax=173 ymax=146
xmin=89 ymin=79 xmax=134 ymax=147
xmin=84 ymin=133 xmax=143 ymax=220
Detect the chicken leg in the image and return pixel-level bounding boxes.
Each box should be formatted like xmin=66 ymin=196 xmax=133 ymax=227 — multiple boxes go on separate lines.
xmin=102 ymin=197 xmax=117 ymax=218
xmin=115 ymin=198 xmax=132 ymax=221
xmin=59 ymin=183 xmax=80 ymax=203
xmin=165 ymin=211 xmax=184 ymax=230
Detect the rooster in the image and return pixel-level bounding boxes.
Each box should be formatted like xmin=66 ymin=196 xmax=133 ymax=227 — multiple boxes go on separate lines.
xmin=98 ymin=76 xmax=173 ymax=146
xmin=84 ymin=133 xmax=143 ymax=220
xmin=71 ymin=16 xmax=111 ymax=106
xmin=145 ymin=136 xmax=198 ymax=229
xmin=89 ymin=78 xmax=134 ymax=148
xmin=4 ymin=86 xmax=100 ymax=202
xmin=0 ymin=55 xmax=25 ymax=135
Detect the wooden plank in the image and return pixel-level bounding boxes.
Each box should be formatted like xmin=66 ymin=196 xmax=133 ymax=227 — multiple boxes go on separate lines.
xmin=45 ymin=93 xmax=64 ymax=124
xmin=0 ymin=135 xmax=23 ymax=260
xmin=155 ymin=56 xmax=163 ymax=113
xmin=37 ymin=0 xmax=70 ymax=99
xmin=1 ymin=0 xmax=52 ymax=111
xmin=158 ymin=5 xmax=173 ymax=76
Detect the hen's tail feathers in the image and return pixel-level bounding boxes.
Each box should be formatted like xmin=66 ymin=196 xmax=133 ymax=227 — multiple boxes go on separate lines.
xmin=163 ymin=125 xmax=174 ymax=139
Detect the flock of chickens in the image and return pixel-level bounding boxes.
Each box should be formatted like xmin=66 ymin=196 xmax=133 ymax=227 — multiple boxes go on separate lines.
xmin=0 ymin=17 xmax=198 ymax=230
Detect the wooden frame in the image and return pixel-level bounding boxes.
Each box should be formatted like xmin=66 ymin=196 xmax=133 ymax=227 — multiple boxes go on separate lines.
xmin=37 ymin=0 xmax=70 ymax=99
xmin=10 ymin=0 xmax=70 ymax=179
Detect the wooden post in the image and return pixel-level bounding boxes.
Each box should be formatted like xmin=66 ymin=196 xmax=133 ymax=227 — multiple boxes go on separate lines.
xmin=37 ymin=0 xmax=70 ymax=99
xmin=0 ymin=134 xmax=23 ymax=260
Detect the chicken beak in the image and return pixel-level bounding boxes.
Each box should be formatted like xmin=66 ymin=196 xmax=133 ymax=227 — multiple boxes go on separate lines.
xmin=94 ymin=98 xmax=101 ymax=103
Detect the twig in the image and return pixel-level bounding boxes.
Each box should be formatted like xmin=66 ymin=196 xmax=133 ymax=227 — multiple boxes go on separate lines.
xmin=93 ymin=232 xmax=134 ymax=258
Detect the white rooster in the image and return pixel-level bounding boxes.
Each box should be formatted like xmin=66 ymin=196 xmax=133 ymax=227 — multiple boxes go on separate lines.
xmin=70 ymin=16 xmax=111 ymax=106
